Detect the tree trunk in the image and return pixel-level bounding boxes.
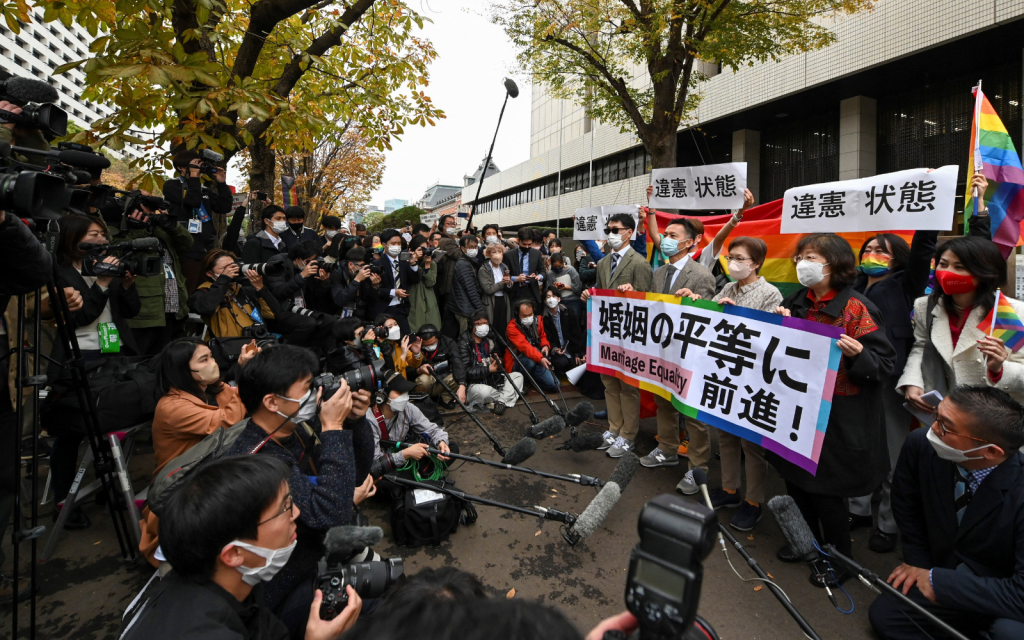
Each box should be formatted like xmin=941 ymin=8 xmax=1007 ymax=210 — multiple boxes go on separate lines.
xmin=249 ymin=137 xmax=276 ymax=235
xmin=647 ymin=124 xmax=677 ymax=169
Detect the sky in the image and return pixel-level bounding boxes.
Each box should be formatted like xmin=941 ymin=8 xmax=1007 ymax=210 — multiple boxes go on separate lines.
xmin=366 ymin=0 xmax=532 ymax=208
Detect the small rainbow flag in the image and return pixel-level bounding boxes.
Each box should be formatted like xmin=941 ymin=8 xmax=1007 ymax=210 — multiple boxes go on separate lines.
xmin=281 ymin=175 xmax=299 ymax=208
xmin=966 ymin=84 xmax=1024 ymax=258
xmin=977 ymin=291 xmax=1024 ymax=352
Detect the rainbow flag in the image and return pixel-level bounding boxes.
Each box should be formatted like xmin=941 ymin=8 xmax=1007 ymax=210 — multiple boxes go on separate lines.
xmin=966 ymin=85 xmax=1024 ymax=258
xmin=977 ymin=291 xmax=1024 ymax=352
xmin=281 ymin=175 xmax=298 ymax=208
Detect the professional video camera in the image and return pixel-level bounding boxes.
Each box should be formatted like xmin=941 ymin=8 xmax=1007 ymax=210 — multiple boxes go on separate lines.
xmin=236 ymin=260 xmax=286 ymax=277
xmin=0 ymin=75 xmax=68 ymax=138
xmin=197 ymin=148 xmax=223 ymax=177
xmin=316 ymin=526 xmax=404 ymax=621
xmin=0 ymin=140 xmax=111 ymax=221
xmin=93 ymin=186 xmax=174 ymax=231
xmin=313 ymin=357 xmax=386 ymax=396
xmin=79 ymin=238 xmax=163 ymax=278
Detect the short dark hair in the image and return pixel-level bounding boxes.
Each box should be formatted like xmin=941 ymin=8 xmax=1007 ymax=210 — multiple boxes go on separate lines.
xmin=156 ymin=337 xmax=222 ymax=402
xmin=469 ymin=309 xmax=489 ymax=325
xmin=430 ymin=231 xmax=443 ymax=240
xmin=160 ymin=455 xmax=290 ymax=581
xmin=172 ymin=150 xmax=200 ymax=170
xmin=355 ymin=223 xmax=367 ymax=232
xmin=859 ymin=233 xmax=910 ymax=272
xmin=321 ymin=215 xmax=341 ymax=229
xmin=413 ymin=223 xmax=430 ymax=234
xmin=379 ymin=567 xmax=486 ymax=610
xmin=549 ymin=252 xmax=565 ymax=267
xmin=237 ymin=344 xmax=319 ymax=413
xmin=409 ymin=235 xmax=429 ymax=251
xmin=728 ymin=237 xmax=768 ymax=273
xmin=288 ymin=241 xmax=319 ymax=261
xmin=459 ymin=234 xmax=479 ymax=248
xmin=380 ymin=229 xmax=404 ymax=247
xmin=57 ymin=213 xmax=105 ymax=265
xmin=608 ymin=213 xmax=636 ymax=231
xmin=482 ymin=224 xmax=500 ymax=236
xmin=261 ymin=205 xmax=284 ymax=222
xmin=345 ymin=246 xmax=367 ymax=262
xmin=548 ymin=238 xmax=562 ymax=249
xmin=795 ymin=233 xmax=857 ymax=291
xmin=664 ymin=218 xmax=696 ymax=240
xmin=948 ymin=385 xmax=1024 ymax=451
xmin=517 ymin=227 xmax=533 ymax=242
xmin=543 ymin=230 xmax=556 ymax=239
xmin=931 ymin=236 xmax=1007 ymax=320
xmin=439 ymin=215 xmax=454 ymax=229
xmin=284 ymin=206 xmax=305 ymax=221
xmin=544 ymin=285 xmax=560 ymax=298
xmin=334 ymin=317 xmax=364 ymax=343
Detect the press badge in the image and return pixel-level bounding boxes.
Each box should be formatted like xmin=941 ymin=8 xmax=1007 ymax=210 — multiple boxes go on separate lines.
xmin=99 ymin=322 xmax=121 ymax=353
xmin=187 ymin=218 xmax=202 ymax=234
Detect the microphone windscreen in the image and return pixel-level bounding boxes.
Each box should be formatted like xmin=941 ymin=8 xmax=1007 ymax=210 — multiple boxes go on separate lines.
xmin=564 ymin=401 xmax=595 ymax=427
xmin=608 ymin=451 xmax=639 ymax=493
xmin=692 ymin=468 xmax=708 ymax=488
xmin=57 ymin=149 xmax=111 ymax=169
xmin=571 ymin=482 xmax=621 ymax=540
xmin=767 ymin=495 xmax=818 ymax=558
xmin=323 ymin=526 xmax=383 ymax=559
xmin=527 ymin=414 xmax=565 ymax=439
xmin=129 ymin=237 xmax=162 ymax=250
xmin=4 ymin=76 xmax=59 ymax=104
xmin=568 ymin=431 xmax=606 ymax=452
xmin=500 ymin=437 xmax=536 ymax=466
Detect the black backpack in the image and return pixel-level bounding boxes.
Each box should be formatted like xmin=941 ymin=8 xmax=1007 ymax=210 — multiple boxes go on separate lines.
xmin=41 ymin=356 xmax=158 ymax=436
xmin=388 ymin=479 xmax=476 ymax=548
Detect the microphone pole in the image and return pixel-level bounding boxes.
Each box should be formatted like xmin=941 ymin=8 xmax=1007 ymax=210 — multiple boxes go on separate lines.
xmin=492 ymin=331 xmax=564 ymax=417
xmin=380 ymin=440 xmax=602 ymax=487
xmin=822 ymin=545 xmax=970 ymax=640
xmin=430 ymin=371 xmax=507 ymax=458
xmin=493 ymin=354 xmax=538 ymax=424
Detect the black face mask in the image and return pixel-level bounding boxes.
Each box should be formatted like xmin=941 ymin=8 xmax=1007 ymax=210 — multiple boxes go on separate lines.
xmin=520 ymin=245 xmax=531 ymax=254
xmin=289 ymin=222 xmax=303 ymax=233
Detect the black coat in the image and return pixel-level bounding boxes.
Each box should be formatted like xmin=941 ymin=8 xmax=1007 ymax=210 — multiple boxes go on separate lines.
xmin=329 ymin=264 xmax=375 ymax=319
xmin=53 ymin=263 xmax=141 ymax=368
xmin=370 ymin=255 xmax=420 ymax=318
xmin=456 ymin=331 xmax=504 ymax=388
xmin=447 ymin=254 xmax=482 ymax=317
xmin=543 ymin=304 xmax=585 ymax=357
xmin=280 ymin=225 xmax=320 ymax=252
xmin=893 ymin=427 xmax=1024 ymax=622
xmin=240 ymin=232 xmax=288 ymax=265
xmin=503 ymin=247 xmax=544 ymax=305
xmin=767 ymin=286 xmax=896 ymax=497
xmin=0 ymin=214 xmax=53 ymax=319
xmin=161 ymin=177 xmax=233 ymax=260
xmin=415 ymin=334 xmax=467 ymax=386
xmin=264 ymin=254 xmax=306 ymax=309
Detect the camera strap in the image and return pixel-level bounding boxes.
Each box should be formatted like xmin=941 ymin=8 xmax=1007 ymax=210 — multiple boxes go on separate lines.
xmin=228 ymin=291 xmax=263 ymax=324
xmin=179 ymin=177 xmax=211 ymax=225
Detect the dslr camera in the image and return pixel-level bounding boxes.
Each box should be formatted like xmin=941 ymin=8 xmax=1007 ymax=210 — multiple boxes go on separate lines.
xmin=316 ymin=556 xmax=403 ymax=621
xmin=241 ymin=323 xmax=271 ymax=341
xmin=313 ymin=357 xmax=386 ymax=397
xmin=236 ymin=260 xmax=286 ymax=277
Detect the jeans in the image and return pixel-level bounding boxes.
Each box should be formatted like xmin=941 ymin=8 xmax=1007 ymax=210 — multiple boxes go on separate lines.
xmin=515 ymin=358 xmax=558 ymax=393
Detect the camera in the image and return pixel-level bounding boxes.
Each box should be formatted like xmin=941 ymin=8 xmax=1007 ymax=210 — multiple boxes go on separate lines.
xmin=0 ymin=169 xmax=69 ymax=221
xmin=430 ymin=358 xmax=451 ymax=377
xmin=236 ymin=260 xmax=286 ymax=277
xmin=620 ymin=494 xmax=717 ymax=640
xmin=313 ymin=357 xmax=386 ymax=396
xmin=367 ymin=264 xmax=383 ymax=276
xmin=316 ymin=556 xmax=404 ymax=620
xmin=80 ymin=239 xmax=163 ymax=278
xmin=94 ymin=187 xmax=174 ymax=231
xmin=0 ymin=101 xmax=67 ymax=138
xmin=255 ymin=191 xmax=268 ymax=202
xmin=398 ymin=251 xmax=411 ymax=262
xmin=198 ymin=148 xmax=222 ymax=177
xmin=242 ymin=323 xmax=271 ymax=340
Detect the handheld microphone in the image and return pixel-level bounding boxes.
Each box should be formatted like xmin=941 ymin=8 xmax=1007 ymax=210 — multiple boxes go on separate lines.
xmin=527 ymin=414 xmax=565 ymax=439
xmin=500 ymin=437 xmax=537 ymax=466
xmin=564 ymin=400 xmax=594 ymax=427
xmin=323 ymin=525 xmax=383 ymax=560
xmin=766 ymin=495 xmax=819 ymax=562
xmin=563 ymin=452 xmax=639 ymax=545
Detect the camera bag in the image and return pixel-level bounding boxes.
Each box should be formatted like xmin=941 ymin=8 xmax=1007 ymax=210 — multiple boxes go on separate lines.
xmin=388 ymin=478 xmax=474 ymax=547
xmin=41 ymin=355 xmax=159 ymax=436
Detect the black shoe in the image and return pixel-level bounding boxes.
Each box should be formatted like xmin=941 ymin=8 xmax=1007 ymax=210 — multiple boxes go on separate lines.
xmin=809 ymin=563 xmax=852 ymax=589
xmin=776 ymin=545 xmax=802 ymax=563
xmin=848 ymin=513 xmax=873 ymax=531
xmin=53 ymin=506 xmax=91 ymax=531
xmin=594 ymin=410 xmax=608 ymax=420
xmin=868 ymin=529 xmax=897 ymax=553
xmin=490 ymin=403 xmax=506 ymax=416
xmin=20 ymin=438 xmax=51 ymax=460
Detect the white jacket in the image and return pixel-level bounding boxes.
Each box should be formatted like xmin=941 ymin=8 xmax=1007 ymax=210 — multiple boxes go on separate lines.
xmin=898 ymin=294 xmax=1024 ymax=404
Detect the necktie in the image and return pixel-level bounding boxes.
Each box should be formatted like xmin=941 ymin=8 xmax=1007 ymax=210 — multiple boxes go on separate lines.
xmin=662 ymin=265 xmax=677 ymax=294
xmin=393 ymin=259 xmax=401 ymax=289
xmin=610 ymin=252 xmax=621 ymax=277
xmin=954 ymin=465 xmax=972 ymax=525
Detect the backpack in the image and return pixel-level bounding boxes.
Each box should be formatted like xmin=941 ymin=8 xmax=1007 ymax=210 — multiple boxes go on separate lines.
xmin=388 ymin=478 xmax=476 ymax=548
xmin=41 ymin=356 xmax=159 ymax=436
xmin=146 ymin=419 xmax=249 ymax=518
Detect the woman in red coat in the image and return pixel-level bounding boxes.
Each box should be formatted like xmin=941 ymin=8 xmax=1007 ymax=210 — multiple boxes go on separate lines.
xmin=504 ymin=299 xmax=559 ymax=393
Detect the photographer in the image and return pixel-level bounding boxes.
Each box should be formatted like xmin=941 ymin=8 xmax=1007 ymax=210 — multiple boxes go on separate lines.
xmin=325 ymin=318 xmax=379 ymax=375
xmin=371 ymin=230 xmax=421 ymax=334
xmin=407 ymin=236 xmax=440 ymax=333
xmin=188 ymin=249 xmax=281 ymax=342
xmin=330 ymin=247 xmax=379 ymax=321
xmin=162 ymin=150 xmax=233 ymax=293
xmin=456 ymin=311 xmax=523 ymax=415
xmin=282 ymin=206 xmax=320 ymax=252
xmin=409 ymin=324 xmax=465 ymax=404
xmin=265 ymin=241 xmax=335 ymax=353
xmin=120 ymin=455 xmax=362 ymax=640
xmin=242 ymin=205 xmax=290 ymax=264
xmin=227 ymin=345 xmax=375 ymax=633
xmin=320 ymin=216 xmax=344 ymax=261
xmin=368 ymin=370 xmax=454 ymax=480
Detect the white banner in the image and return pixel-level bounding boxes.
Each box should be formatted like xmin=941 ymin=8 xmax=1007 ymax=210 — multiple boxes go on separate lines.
xmin=420 ymin=213 xmax=440 ymax=228
xmin=572 ymin=205 xmax=640 ymax=240
xmin=780 ymin=166 xmax=959 ymax=234
xmin=648 ymin=162 xmax=747 ymax=210
xmin=587 ymin=290 xmax=842 ymax=475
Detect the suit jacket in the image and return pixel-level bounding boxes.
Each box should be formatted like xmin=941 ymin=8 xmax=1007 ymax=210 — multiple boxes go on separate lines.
xmin=892 ymin=427 xmax=1024 ymax=622
xmin=651 ymin=258 xmax=716 ymax=299
xmin=898 ymin=295 xmax=1024 ymax=404
xmin=52 ymin=263 xmax=141 ymax=371
xmin=240 ymin=231 xmax=287 ymax=265
xmin=596 ymin=247 xmax=653 ymax=292
xmin=503 ymin=247 xmax=544 ymax=305
xmin=371 ymin=255 xmax=421 ymax=318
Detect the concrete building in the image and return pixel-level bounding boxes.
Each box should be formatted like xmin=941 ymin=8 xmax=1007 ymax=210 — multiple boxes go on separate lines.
xmin=463 ymin=2 xmax=1024 ymax=230
xmin=0 ymin=10 xmax=144 ymax=159
xmin=384 ymin=198 xmax=408 ymax=213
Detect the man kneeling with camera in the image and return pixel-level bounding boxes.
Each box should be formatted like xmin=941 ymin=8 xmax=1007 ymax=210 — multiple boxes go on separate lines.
xmin=119 ymin=455 xmax=361 ymax=640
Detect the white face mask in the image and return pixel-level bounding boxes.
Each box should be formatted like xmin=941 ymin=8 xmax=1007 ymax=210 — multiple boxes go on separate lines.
xmin=387 ymin=325 xmax=401 ymax=341
xmin=275 ymin=389 xmax=317 ymax=424
xmin=606 ymin=233 xmax=625 ymax=250
xmin=545 ymin=297 xmax=559 ymax=309
xmin=466 ymin=248 xmax=479 ymax=258
xmin=728 ymin=261 xmax=753 ymax=281
xmin=521 ymin=315 xmax=535 ymax=326
xmin=423 ymin=343 xmax=437 ymax=352
xmin=229 ymin=539 xmax=297 ymax=586
xmin=325 ymin=230 xmax=338 ymax=239
xmin=485 ymin=235 xmax=499 ymax=244
xmin=271 ymin=220 xmax=288 ymax=234
xmin=387 ymin=245 xmax=402 ymax=257
xmin=796 ymin=260 xmax=829 ymax=287
xmin=474 ymin=324 xmax=489 ymax=338
xmin=389 ymin=393 xmax=410 ymax=413
xmin=926 ymin=427 xmax=993 ymax=463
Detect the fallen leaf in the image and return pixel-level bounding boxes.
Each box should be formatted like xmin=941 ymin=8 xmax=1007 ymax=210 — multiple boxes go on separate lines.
xmin=535 ymin=530 xmax=542 ymax=537
xmin=747 ymin=535 xmax=754 ymax=541
xmin=767 ymin=573 xmax=774 ymax=579
xmin=754 ymin=585 xmax=763 ymax=592
xmin=475 ymin=452 xmax=481 ymax=455
xmin=551 ymin=489 xmax=558 ymax=493
xmin=94 ymin=541 xmax=101 ymax=545
xmin=506 ymin=588 xmax=516 ymax=599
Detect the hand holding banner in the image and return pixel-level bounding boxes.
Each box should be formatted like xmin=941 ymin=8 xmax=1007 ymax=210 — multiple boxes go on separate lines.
xmin=573 ymin=205 xmax=639 ymax=240
xmin=649 ymin=162 xmax=747 ymax=210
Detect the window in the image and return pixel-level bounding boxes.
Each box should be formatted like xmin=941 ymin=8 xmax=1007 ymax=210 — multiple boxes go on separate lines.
xmin=760 ymin=112 xmax=839 ymax=203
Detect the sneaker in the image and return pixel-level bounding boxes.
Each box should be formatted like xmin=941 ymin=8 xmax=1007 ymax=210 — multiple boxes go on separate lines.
xmin=709 ymin=488 xmax=742 ymax=510
xmin=730 ymin=501 xmax=763 ymax=532
xmin=868 ymin=529 xmax=897 ymax=554
xmin=848 ymin=513 xmax=873 ymax=531
xmin=607 ymin=437 xmax=635 ymax=458
xmin=594 ymin=410 xmax=608 ymax=420
xmin=675 ymin=469 xmax=700 ymax=495
xmin=596 ymin=431 xmax=616 ymax=451
xmin=656 ymin=434 xmax=689 ymax=457
xmin=639 ymin=448 xmax=679 ymax=468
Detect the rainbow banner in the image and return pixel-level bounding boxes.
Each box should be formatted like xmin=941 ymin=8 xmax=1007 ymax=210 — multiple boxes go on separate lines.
xmin=281 ymin=175 xmax=299 ymax=208
xmin=978 ymin=291 xmax=1024 ymax=352
xmin=967 ymin=85 xmax=1024 ymax=257
xmin=650 ymin=200 xmax=914 ymax=297
xmin=586 ymin=289 xmax=843 ymax=475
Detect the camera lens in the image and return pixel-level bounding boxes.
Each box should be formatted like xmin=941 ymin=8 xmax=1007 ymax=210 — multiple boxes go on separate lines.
xmin=0 ymin=170 xmax=68 ymax=220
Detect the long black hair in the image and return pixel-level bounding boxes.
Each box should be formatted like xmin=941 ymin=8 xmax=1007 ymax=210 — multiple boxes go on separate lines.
xmin=858 ymin=233 xmax=911 ymax=272
xmin=155 ymin=337 xmax=223 ymax=402
xmin=929 ymin=236 xmax=1007 ymax=319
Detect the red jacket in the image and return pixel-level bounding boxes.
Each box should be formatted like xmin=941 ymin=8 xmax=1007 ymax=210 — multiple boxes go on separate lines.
xmin=504 ymin=318 xmax=551 ymax=371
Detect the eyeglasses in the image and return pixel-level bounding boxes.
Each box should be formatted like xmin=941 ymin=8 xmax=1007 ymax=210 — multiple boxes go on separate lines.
xmin=932 ymin=409 xmax=991 ymax=444
xmin=792 ymin=255 xmax=825 ymax=264
xmin=727 ymin=255 xmax=754 ymax=263
xmin=604 ymin=227 xmax=626 ymax=235
xmin=258 ymin=493 xmax=294 ymax=526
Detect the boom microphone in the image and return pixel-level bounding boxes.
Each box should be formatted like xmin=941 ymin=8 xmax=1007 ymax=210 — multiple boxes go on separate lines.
xmin=564 ymin=401 xmax=594 ymax=427
xmin=567 ymin=431 xmax=606 ymax=452
xmin=500 ymin=437 xmax=537 ymax=466
xmin=767 ymin=495 xmax=819 ymax=561
xmin=323 ymin=525 xmax=384 ymax=560
xmin=79 ymin=237 xmax=162 ymax=253
xmin=0 ymin=75 xmax=59 ymax=104
xmin=563 ymin=452 xmax=639 ymax=545
xmin=10 ymin=145 xmax=111 ymax=170
xmin=527 ymin=414 xmax=565 ymax=439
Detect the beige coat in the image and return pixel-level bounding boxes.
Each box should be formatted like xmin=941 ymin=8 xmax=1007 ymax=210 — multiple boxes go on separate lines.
xmin=595 ymin=247 xmax=653 ymax=292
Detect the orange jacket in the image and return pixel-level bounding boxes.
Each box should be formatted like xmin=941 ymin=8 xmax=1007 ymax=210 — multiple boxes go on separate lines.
xmin=504 ymin=318 xmax=551 ymax=372
xmin=151 ymin=386 xmax=246 ymax=478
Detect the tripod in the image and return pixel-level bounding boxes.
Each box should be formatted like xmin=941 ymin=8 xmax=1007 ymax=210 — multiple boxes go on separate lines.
xmin=492 ymin=331 xmax=564 ymax=418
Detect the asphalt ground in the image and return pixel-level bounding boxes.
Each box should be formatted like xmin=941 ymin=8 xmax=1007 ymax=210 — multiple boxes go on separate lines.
xmin=1 ymin=386 xmax=902 ymax=639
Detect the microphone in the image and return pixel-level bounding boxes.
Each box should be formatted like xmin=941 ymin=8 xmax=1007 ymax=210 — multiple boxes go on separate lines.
xmin=567 ymin=431 xmax=606 ymax=452
xmin=10 ymin=145 xmax=111 ymax=170
xmin=500 ymin=437 xmax=537 ymax=466
xmin=527 ymin=414 xmax=566 ymax=439
xmin=323 ymin=525 xmax=383 ymax=560
xmin=767 ymin=495 xmax=819 ymax=562
xmin=563 ymin=452 xmax=639 ymax=545
xmin=564 ymin=401 xmax=594 ymax=427
xmin=0 ymin=76 xmax=59 ymax=104
xmin=78 ymin=237 xmax=162 ymax=254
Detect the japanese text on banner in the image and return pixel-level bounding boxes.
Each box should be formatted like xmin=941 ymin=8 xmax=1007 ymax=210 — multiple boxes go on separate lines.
xmin=648 ymin=162 xmax=747 ymax=210
xmin=573 ymin=205 xmax=640 ymax=241
xmin=780 ymin=166 xmax=959 ymax=234
xmin=586 ymin=290 xmax=843 ymax=475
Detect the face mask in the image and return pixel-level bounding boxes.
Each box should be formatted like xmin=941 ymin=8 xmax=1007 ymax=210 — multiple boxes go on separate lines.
xmin=271 ymin=220 xmax=288 ymax=234
xmin=606 ymin=233 xmax=625 ymax=250
xmin=446 ymin=227 xmax=458 ymax=237
xmin=485 ymin=235 xmax=499 ymax=244
xmin=387 ymin=325 xmax=401 ymax=341
xmin=926 ymin=427 xmax=992 ymax=463
xmin=466 ymin=248 xmax=478 ymax=258
xmin=423 ymin=344 xmax=438 ymax=352
xmin=545 ymin=297 xmax=559 ymax=309
xmin=859 ymin=253 xmax=891 ymax=277
xmin=935 ymin=270 xmax=977 ymax=296
xmin=389 ymin=393 xmax=410 ymax=413
xmin=229 ymin=539 xmax=297 ymax=586
xmin=521 ymin=315 xmax=535 ymax=326
xmin=288 ymin=222 xmax=303 ymax=233
xmin=660 ymin=237 xmax=680 ymax=258
xmin=191 ymin=361 xmax=220 ymax=385
xmin=552 ymin=264 xmax=563 ymax=273
xmin=520 ymin=245 xmax=531 ymax=254
xmin=796 ymin=260 xmax=829 ymax=287
xmin=387 ymin=245 xmax=402 ymax=257
xmin=728 ymin=261 xmax=753 ymax=281
xmin=275 ymin=389 xmax=317 ymax=424
xmin=474 ymin=324 xmax=489 ymax=338
xmin=326 ymin=230 xmax=338 ymax=239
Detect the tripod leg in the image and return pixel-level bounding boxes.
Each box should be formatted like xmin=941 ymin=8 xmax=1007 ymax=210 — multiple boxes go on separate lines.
xmin=41 ymin=447 xmax=93 ymax=562
xmin=431 ymin=373 xmax=507 ymax=458
xmin=108 ymin=433 xmax=143 ymax=546
xmin=495 ymin=360 xmax=537 ymax=424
